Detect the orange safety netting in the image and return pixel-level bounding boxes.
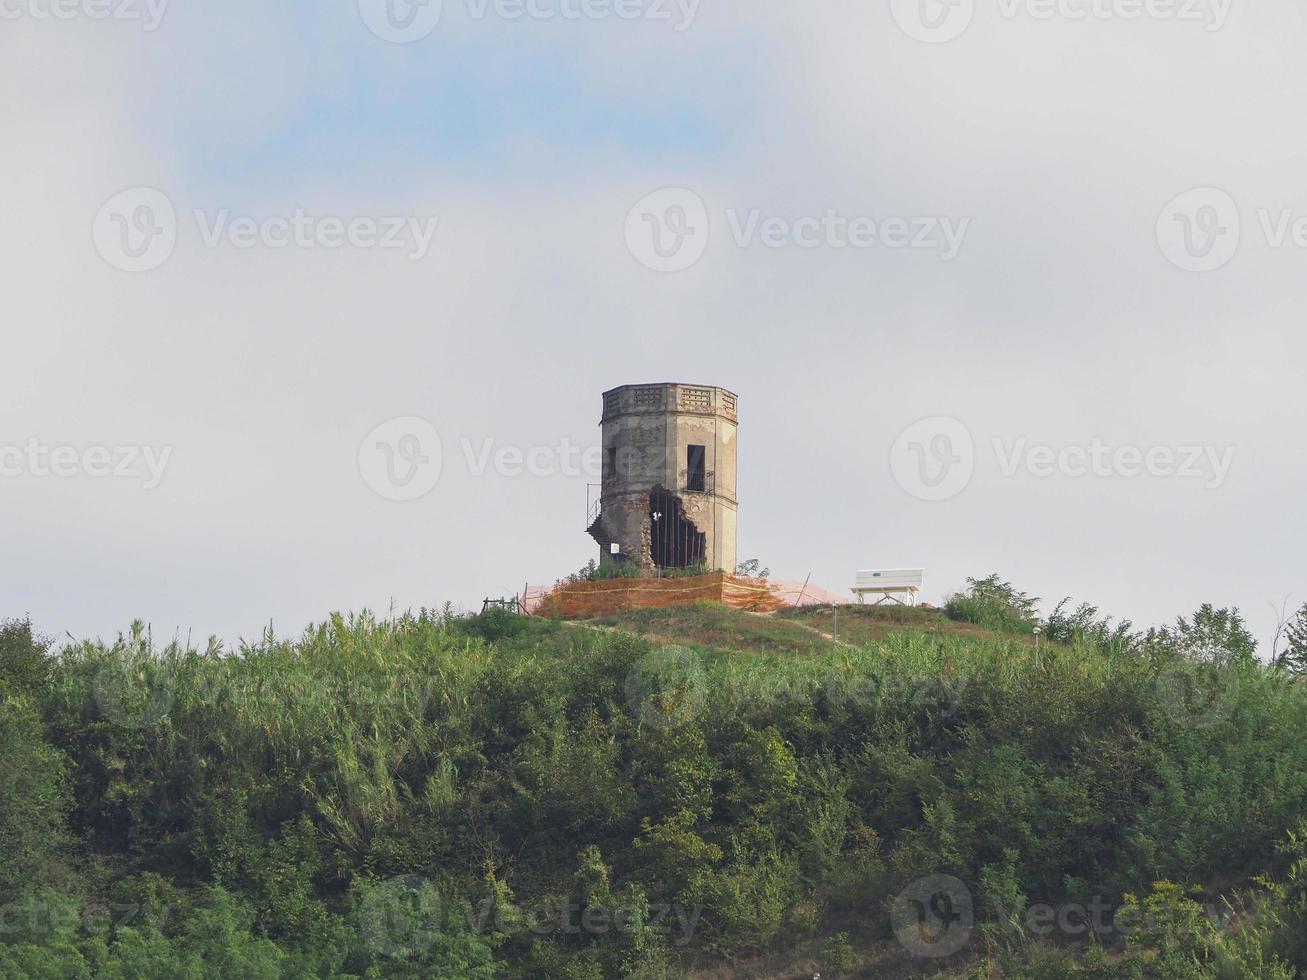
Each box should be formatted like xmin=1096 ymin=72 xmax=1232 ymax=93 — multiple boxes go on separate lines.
xmin=764 ymin=578 xmax=848 ymax=608
xmin=522 ymin=573 xmax=846 ymax=619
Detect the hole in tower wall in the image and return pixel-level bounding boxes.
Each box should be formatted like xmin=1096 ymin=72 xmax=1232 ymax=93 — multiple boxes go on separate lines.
xmin=649 ymin=488 xmax=706 ymax=570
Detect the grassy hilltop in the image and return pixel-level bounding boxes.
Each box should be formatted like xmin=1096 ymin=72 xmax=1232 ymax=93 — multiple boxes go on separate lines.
xmin=4 ymin=579 xmax=1307 ymax=978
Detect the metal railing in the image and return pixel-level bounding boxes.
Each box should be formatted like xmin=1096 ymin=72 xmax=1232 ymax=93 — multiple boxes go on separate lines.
xmin=679 ymin=470 xmax=715 ymax=494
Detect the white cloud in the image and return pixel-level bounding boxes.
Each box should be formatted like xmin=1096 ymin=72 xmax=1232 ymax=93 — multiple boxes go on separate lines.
xmin=2 ymin=3 xmax=1304 ymax=648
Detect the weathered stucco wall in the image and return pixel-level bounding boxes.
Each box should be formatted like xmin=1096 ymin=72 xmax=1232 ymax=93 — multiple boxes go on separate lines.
xmin=589 ymin=383 xmax=738 ymax=574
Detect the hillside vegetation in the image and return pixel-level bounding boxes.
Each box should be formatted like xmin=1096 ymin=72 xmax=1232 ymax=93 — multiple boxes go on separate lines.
xmin=4 ymin=579 xmax=1307 ymax=978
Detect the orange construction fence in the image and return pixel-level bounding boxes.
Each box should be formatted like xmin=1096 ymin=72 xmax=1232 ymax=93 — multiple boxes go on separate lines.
xmin=522 ymin=573 xmax=846 ymax=619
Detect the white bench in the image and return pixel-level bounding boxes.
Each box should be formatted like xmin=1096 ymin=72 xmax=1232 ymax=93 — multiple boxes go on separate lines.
xmin=851 ymin=569 xmax=924 ymax=606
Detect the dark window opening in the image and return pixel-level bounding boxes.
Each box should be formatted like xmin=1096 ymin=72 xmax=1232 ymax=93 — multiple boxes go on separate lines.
xmin=649 ymin=489 xmax=706 ymax=570
xmin=686 ymin=445 xmax=706 ymax=492
xmin=607 ymin=447 xmax=617 ymax=480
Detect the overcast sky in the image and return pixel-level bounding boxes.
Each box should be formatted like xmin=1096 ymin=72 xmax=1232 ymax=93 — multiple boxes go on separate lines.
xmin=3 ymin=0 xmax=1304 ymax=651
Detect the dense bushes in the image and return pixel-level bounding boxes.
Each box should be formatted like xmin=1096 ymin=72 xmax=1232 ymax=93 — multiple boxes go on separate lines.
xmin=0 ymin=617 xmax=50 ymax=695
xmin=945 ymin=574 xmax=1040 ymax=634
xmin=2 ymin=599 xmax=1307 ymax=976
xmin=0 ymin=698 xmax=71 ymax=899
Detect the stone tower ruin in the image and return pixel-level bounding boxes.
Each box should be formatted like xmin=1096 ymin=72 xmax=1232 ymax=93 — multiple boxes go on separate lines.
xmin=587 ymin=383 xmax=738 ymax=574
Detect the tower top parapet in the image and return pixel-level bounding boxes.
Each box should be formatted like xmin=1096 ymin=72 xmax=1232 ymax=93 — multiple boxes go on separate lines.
xmin=601 ymin=383 xmax=738 ymax=423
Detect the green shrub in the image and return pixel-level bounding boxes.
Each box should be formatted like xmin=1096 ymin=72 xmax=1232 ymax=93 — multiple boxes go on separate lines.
xmin=945 ymin=574 xmax=1039 ymax=633
xmin=5 ymin=596 xmax=1307 ymax=977
xmin=821 ymin=931 xmax=856 ymax=974
xmin=0 ymin=618 xmax=50 ymax=697
xmin=0 ymin=698 xmax=70 ymax=897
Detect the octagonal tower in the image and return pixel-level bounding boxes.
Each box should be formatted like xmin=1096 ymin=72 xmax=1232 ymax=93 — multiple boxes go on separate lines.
xmin=587 ymin=383 xmax=738 ymax=574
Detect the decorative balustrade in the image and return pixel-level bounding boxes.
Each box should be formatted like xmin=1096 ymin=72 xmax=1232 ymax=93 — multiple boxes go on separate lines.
xmin=601 ymin=384 xmax=738 ymax=422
